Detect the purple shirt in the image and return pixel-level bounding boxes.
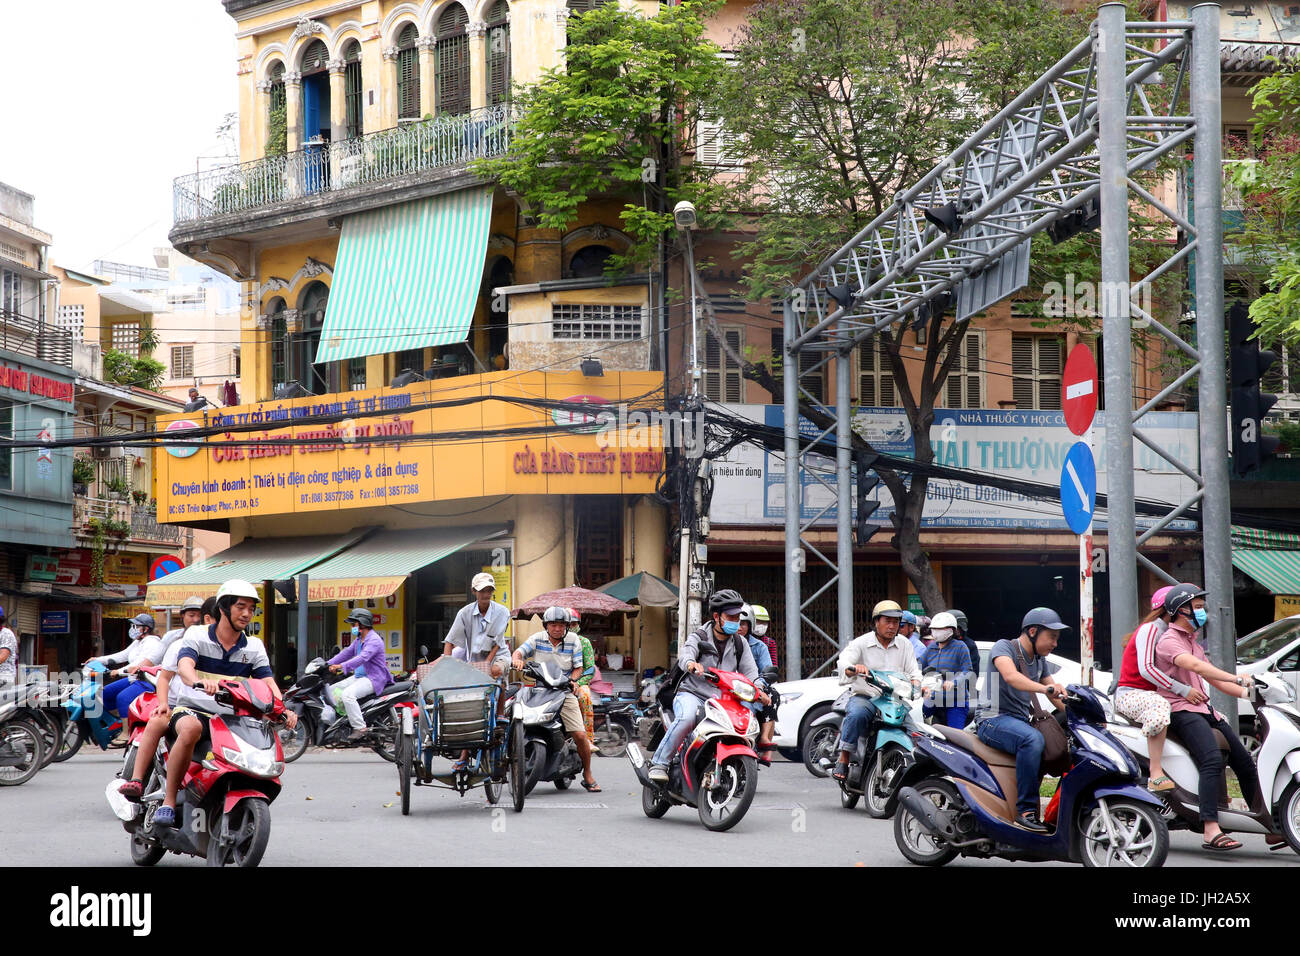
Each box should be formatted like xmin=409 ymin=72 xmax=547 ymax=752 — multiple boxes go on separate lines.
xmin=328 ymin=631 xmax=392 ymax=694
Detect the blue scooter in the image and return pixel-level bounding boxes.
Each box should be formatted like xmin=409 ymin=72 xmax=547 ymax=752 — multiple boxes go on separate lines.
xmin=64 ymin=660 xmax=126 ymax=754
xmin=893 ymin=685 xmax=1170 ymax=868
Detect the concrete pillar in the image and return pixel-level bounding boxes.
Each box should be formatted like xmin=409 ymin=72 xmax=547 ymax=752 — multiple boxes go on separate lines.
xmin=514 ymin=224 xmax=563 ymax=283
xmin=418 ymin=38 xmax=437 ymax=118
xmin=633 ymin=496 xmax=669 ymax=672
xmin=284 ymin=73 xmax=302 ymax=153
xmin=468 ymin=20 xmax=488 ymax=110
xmin=327 ymin=60 xmax=347 ymax=143
xmin=514 ymin=495 xmax=566 ymax=635
xmin=255 ymin=80 xmax=272 ymax=158
xmin=381 ymin=46 xmax=400 ymax=128
xmin=361 ymin=35 xmax=384 ymax=134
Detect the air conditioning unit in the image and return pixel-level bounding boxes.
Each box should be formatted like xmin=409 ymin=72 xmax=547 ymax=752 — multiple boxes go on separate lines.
xmin=91 ymin=445 xmax=125 ymax=460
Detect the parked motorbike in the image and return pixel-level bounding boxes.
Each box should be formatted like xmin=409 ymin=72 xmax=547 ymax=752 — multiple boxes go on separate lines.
xmin=278 ymin=657 xmax=413 ymax=762
xmin=0 ymin=688 xmax=45 ymax=786
xmin=1106 ymin=670 xmax=1300 ymax=854
xmin=591 ymin=695 xmax=637 ymax=757
xmin=817 ymin=670 xmax=935 ymax=818
xmin=110 ymin=678 xmax=288 ymax=868
xmin=507 ymin=660 xmax=584 ymax=793
xmin=62 ymin=660 xmax=133 ymax=760
xmin=2 ymin=680 xmax=63 ymax=769
xmin=627 ymin=666 xmax=761 ymax=831
xmin=893 ymin=684 xmax=1170 ymax=868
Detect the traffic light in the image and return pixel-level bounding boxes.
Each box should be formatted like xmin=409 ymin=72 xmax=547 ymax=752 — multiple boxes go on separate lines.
xmin=855 ymin=449 xmax=882 ymax=546
xmin=1047 ymin=196 xmax=1101 ymax=243
xmin=1229 ymin=300 xmax=1280 ymax=477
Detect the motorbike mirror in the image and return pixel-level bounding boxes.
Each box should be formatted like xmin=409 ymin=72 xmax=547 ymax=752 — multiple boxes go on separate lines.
xmin=762 ymin=667 xmax=779 ymax=681
xmin=420 ymin=645 xmax=429 ymax=657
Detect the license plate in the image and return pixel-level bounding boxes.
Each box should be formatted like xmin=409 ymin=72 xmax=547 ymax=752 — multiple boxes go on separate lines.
xmin=626 ymin=742 xmax=645 ymax=768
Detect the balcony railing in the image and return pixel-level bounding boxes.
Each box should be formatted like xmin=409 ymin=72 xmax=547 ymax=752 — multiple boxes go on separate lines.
xmin=173 ymin=104 xmax=516 ymax=226
xmin=73 ymin=497 xmax=183 ymax=546
xmin=1 ymin=308 xmax=73 ymax=368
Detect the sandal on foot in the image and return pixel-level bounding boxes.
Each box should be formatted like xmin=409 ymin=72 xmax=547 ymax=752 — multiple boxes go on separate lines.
xmin=581 ymin=779 xmax=602 ymax=793
xmin=1266 ymin=834 xmax=1288 ymax=850
xmin=1202 ymin=832 xmax=1242 ymax=852
xmin=152 ymin=805 xmax=177 ymax=828
xmin=119 ymin=779 xmax=144 ymax=802
xmin=831 ymin=763 xmax=849 ymax=782
xmin=451 ymin=758 xmax=469 ymax=772
xmin=1146 ymin=775 xmax=1175 ymax=793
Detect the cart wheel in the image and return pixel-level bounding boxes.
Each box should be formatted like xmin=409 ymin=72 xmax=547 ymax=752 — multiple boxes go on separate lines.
xmin=485 ymin=776 xmax=502 ymax=804
xmin=509 ymin=719 xmax=526 ymax=813
xmin=396 ymin=729 xmax=412 ymax=817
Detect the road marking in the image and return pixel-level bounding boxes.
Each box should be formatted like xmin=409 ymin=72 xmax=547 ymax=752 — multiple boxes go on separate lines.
xmin=1065 ymin=460 xmax=1090 ymax=512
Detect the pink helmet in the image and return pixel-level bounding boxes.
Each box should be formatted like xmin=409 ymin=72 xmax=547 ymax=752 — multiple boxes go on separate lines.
xmin=1150 ymin=585 xmax=1174 ymax=610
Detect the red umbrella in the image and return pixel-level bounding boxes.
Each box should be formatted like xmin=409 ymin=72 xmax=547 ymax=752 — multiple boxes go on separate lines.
xmin=514 ymin=586 xmax=636 ymax=619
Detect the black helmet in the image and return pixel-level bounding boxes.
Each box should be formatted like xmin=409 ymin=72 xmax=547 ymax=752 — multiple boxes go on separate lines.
xmin=950 ymin=609 xmax=969 ymax=633
xmin=1163 ymin=583 xmax=1207 ymax=618
xmin=345 ymin=607 xmax=374 ymax=628
xmin=709 ymin=589 xmax=745 ymax=616
xmin=1021 ymin=607 xmax=1069 ymax=633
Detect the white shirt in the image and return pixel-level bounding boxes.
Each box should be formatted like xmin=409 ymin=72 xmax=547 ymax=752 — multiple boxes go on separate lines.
xmin=837 ymin=630 xmax=922 ymax=698
xmin=0 ymin=626 xmax=17 ymax=684
xmin=444 ymin=600 xmax=512 ymax=664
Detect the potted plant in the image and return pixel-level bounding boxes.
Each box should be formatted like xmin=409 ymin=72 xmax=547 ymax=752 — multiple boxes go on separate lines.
xmin=132 ymin=490 xmax=149 ymax=506
xmin=106 ymin=476 xmax=130 ymax=499
xmin=72 ymin=457 xmax=95 ymax=496
xmin=105 ymin=518 xmax=130 ymax=539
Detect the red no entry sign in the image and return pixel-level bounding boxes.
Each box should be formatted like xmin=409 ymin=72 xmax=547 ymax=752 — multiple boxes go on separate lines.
xmin=1062 ymin=344 xmax=1098 ymax=436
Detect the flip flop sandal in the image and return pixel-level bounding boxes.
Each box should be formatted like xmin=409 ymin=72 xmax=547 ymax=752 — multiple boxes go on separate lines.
xmin=1146 ymin=775 xmax=1176 ymax=792
xmin=119 ymin=779 xmax=144 ymax=802
xmin=452 ymin=758 xmax=469 ymax=772
xmin=832 ymin=763 xmax=849 ymax=782
xmin=581 ymin=780 xmax=602 ymax=792
xmin=1202 ymin=832 xmax=1242 ymax=852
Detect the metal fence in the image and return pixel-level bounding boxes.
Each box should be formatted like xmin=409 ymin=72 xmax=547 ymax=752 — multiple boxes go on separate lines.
xmin=1 ymin=309 xmax=73 ymax=368
xmin=173 ymin=104 xmax=516 ymax=225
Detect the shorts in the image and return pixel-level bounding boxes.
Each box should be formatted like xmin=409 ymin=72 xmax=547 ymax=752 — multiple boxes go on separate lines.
xmin=1114 ymin=687 xmax=1171 ymax=737
xmin=560 ymin=694 xmax=585 ymax=735
xmin=166 ymin=707 xmax=213 ymax=750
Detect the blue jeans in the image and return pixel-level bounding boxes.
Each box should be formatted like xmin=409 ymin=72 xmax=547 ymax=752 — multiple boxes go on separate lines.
xmin=924 ymin=703 xmax=969 ymax=729
xmin=839 ymin=696 xmax=879 ymax=752
xmin=101 ymin=677 xmax=142 ymax=718
xmin=977 ymin=714 xmax=1044 ymax=815
xmin=652 ymin=691 xmax=705 ymax=767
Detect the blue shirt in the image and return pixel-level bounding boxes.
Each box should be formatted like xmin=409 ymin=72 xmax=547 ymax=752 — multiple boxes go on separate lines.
xmin=746 ymin=636 xmax=772 ymax=679
xmin=919 ymin=639 xmax=975 ymax=704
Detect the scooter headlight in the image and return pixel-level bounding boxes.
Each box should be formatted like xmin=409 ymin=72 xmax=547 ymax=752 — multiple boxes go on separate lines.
xmin=1074 ymin=726 xmax=1134 ymax=776
xmin=732 ymin=680 xmax=756 ymax=703
xmin=221 ymin=746 xmax=283 ymax=779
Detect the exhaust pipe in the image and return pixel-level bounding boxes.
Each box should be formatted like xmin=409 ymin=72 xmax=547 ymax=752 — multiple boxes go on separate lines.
xmin=897 ymin=786 xmax=954 ymax=841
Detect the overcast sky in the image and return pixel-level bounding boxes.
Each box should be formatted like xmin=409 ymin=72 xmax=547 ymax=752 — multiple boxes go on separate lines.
xmin=1 ymin=1 xmax=238 ymax=271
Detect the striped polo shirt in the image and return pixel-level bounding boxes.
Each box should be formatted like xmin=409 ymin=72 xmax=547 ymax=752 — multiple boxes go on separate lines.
xmin=516 ymin=632 xmax=583 ymax=680
xmin=173 ymin=623 xmax=273 ymax=714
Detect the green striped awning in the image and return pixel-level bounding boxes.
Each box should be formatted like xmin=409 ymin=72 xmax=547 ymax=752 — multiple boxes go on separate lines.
xmin=1231 ymin=525 xmax=1300 ymax=551
xmin=303 ymin=524 xmax=507 ymax=599
xmin=314 ymin=189 xmax=494 ymax=364
xmin=1231 ymin=549 xmax=1300 ymax=595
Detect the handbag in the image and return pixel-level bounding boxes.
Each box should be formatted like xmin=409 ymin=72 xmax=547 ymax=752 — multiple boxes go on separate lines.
xmin=1013 ymin=644 xmax=1070 ymax=774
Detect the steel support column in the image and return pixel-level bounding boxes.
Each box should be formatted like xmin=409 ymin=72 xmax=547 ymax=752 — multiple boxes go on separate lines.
xmin=784 ymin=300 xmax=803 ymax=679
xmin=836 ymin=348 xmax=854 ymax=648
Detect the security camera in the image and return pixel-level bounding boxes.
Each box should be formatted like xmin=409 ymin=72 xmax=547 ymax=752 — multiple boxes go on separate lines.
xmin=674 ymin=200 xmax=698 ymax=229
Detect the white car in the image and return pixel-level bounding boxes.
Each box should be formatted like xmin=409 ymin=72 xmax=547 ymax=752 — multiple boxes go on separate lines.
xmin=1235 ymin=615 xmax=1300 ymax=747
xmin=774 ymin=641 xmax=1112 ymax=776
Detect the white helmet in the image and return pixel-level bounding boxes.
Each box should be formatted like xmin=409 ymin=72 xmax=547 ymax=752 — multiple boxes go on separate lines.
xmin=929 ymin=611 xmax=958 ymax=641
xmin=738 ymin=604 xmax=755 ymax=627
xmin=542 ymin=606 xmax=568 ymax=624
xmin=216 ymin=579 xmax=260 ymax=603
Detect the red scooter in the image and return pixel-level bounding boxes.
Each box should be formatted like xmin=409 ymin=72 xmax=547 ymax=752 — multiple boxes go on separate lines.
xmin=114 ymin=679 xmax=287 ymax=867
xmin=627 ymin=667 xmax=761 ymax=831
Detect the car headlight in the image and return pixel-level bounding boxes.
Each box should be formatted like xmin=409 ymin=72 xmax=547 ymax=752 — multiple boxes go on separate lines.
xmin=732 ymin=680 xmax=755 ymax=703
xmin=779 ymin=691 xmax=802 ymax=704
xmin=222 ymin=746 xmax=284 ymax=778
xmin=1074 ymin=727 xmax=1132 ymax=776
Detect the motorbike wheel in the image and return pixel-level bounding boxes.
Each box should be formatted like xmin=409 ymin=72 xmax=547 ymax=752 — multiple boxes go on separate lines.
xmin=863 ymin=746 xmax=911 ymax=819
xmin=509 ymin=720 xmax=526 ymax=813
xmin=1079 ymin=798 xmax=1169 ymax=868
xmin=801 ymin=714 xmax=838 ymax=778
xmin=554 ymin=774 xmax=574 ymax=791
xmin=28 ymin=710 xmax=62 ymax=769
xmin=0 ymin=720 xmax=44 ymax=786
xmin=53 ymin=716 xmax=84 ymax=762
xmin=1276 ymin=782 xmax=1300 ymax=856
xmin=278 ymin=717 xmax=310 ymax=764
xmin=206 ymin=799 xmax=272 ymax=868
xmin=698 ymin=754 xmax=758 ymax=832
xmin=594 ymin=719 xmax=631 ymax=758
xmin=129 ymin=828 xmax=165 ymax=867
xmin=396 ymin=727 xmax=412 ymax=816
xmin=523 ymin=738 xmax=546 ymax=795
xmin=371 ymin=711 xmax=397 ymax=762
xmin=642 ymin=783 xmax=671 ymax=819
xmin=894 ymin=778 xmax=961 ymax=866
xmin=840 ymin=782 xmax=860 ymax=810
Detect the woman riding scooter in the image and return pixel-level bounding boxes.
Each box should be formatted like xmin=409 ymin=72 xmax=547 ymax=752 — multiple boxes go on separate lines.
xmin=918 ymin=612 xmax=973 ymax=729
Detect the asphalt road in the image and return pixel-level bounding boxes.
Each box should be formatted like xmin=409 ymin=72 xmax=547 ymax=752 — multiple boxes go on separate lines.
xmin=6 ymin=750 xmax=1295 ymax=867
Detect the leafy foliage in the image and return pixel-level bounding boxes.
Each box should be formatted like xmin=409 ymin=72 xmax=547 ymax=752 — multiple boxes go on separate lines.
xmin=102 ymin=349 xmax=167 ymax=392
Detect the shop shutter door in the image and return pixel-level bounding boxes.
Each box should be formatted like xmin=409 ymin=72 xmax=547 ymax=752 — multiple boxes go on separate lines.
xmin=14 ymin=596 xmax=39 ymax=636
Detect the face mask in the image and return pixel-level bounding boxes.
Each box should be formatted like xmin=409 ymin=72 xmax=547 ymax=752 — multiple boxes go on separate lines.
xmin=350 ymin=625 xmax=360 ymax=638
xmin=931 ymin=628 xmax=953 ymax=642
xmin=721 ymin=619 xmax=740 ymax=635
xmin=753 ymin=623 xmax=768 ymax=637
xmin=1192 ymin=608 xmax=1207 ymax=629
xmin=128 ymin=625 xmax=142 ymax=640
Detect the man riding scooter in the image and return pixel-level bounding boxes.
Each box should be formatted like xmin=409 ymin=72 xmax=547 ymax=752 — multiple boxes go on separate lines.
xmin=738 ymin=604 xmax=779 ymax=765
xmin=649 ymin=589 xmax=768 ymax=783
xmin=833 ymin=600 xmax=921 ymax=782
xmin=327 ymin=607 xmax=393 ymax=743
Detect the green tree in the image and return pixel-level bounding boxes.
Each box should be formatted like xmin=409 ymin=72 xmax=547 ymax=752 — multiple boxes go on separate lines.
xmin=102 ymin=349 xmax=166 ymax=391
xmin=707 ymin=0 xmax=1090 ymax=612
xmin=473 ymin=0 xmax=733 ymax=273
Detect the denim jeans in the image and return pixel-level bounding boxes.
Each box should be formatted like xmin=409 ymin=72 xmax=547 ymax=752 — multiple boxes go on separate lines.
xmin=839 ymin=696 xmax=879 ymax=752
xmin=652 ymin=691 xmax=705 ymax=767
xmin=976 ymin=714 xmax=1044 ymax=815
xmin=101 ymin=676 xmax=136 ymax=717
xmin=924 ymin=703 xmax=969 ymax=730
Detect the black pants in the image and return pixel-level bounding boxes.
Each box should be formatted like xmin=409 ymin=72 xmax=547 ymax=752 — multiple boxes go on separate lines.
xmin=1168 ymin=710 xmax=1260 ymax=822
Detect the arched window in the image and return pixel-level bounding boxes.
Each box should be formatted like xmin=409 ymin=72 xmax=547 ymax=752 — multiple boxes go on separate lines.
xmin=436 ymin=4 xmax=470 ymax=116
xmin=486 ymin=1 xmax=510 ymax=107
xmin=268 ymin=298 xmax=287 ymax=390
xmin=567 ymin=245 xmax=613 ymax=279
xmin=298 ymin=281 xmax=330 ymax=395
xmin=267 ymin=61 xmax=287 ymax=156
xmin=396 ymin=23 xmax=421 ymax=121
xmin=485 ymin=255 xmax=513 ymax=365
xmin=343 ymin=41 xmax=363 ymax=139
xmin=300 ymin=39 xmax=331 ymax=144
xmin=566 ymin=0 xmax=611 ymax=43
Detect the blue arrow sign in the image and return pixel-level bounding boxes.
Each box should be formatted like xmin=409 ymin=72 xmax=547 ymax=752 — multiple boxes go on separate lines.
xmin=1060 ymin=442 xmax=1097 ymax=534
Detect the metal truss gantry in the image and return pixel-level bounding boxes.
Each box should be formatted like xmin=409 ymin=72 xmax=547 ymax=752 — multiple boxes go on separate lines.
xmin=782 ymin=4 xmax=1233 ymax=709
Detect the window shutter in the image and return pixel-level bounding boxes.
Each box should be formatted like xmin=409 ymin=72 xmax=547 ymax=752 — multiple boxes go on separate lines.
xmin=858 ymin=340 xmax=893 ymax=406
xmin=397 ymin=24 xmax=420 ymax=120
xmin=344 ymin=42 xmax=363 ymax=138
xmin=1012 ymin=334 xmax=1035 ymax=408
xmin=1038 ymin=337 xmax=1062 ymax=410
xmin=724 ymin=328 xmax=743 ymax=403
xmin=487 ymin=2 xmax=510 ymax=106
xmin=697 ymin=116 xmax=723 ymax=165
xmin=437 ymin=4 xmax=471 ymax=115
xmin=965 ymin=333 xmax=983 ymax=408
xmin=301 ymin=39 xmax=328 ymax=75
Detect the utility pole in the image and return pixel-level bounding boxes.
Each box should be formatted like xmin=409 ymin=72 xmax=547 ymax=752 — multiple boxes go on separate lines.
xmin=675 ymin=201 xmax=706 ymax=650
